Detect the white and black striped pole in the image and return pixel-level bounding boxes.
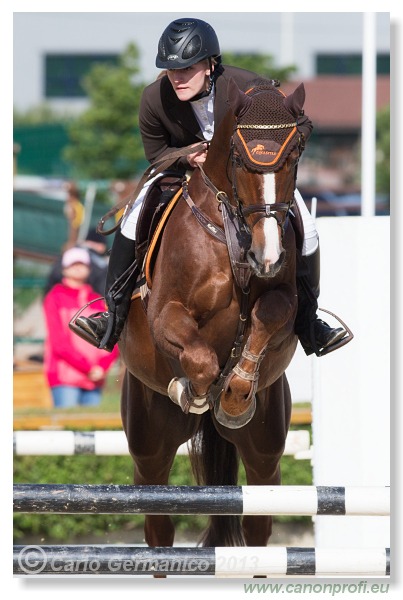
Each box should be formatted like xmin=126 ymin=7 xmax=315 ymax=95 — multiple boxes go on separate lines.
xmin=13 ymin=545 xmax=390 ymax=577
xmin=13 ymin=484 xmax=390 ymax=516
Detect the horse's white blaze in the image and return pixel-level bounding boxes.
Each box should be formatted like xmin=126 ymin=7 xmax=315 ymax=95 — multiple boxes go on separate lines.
xmin=262 ymin=173 xmax=281 ymax=265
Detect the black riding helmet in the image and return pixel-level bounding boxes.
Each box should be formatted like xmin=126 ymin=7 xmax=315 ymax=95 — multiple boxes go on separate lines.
xmin=156 ymin=18 xmax=221 ymax=69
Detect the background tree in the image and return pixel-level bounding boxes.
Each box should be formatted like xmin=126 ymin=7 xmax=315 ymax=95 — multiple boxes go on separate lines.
xmin=63 ymin=44 xmax=146 ymax=180
xmin=220 ymin=52 xmax=297 ymax=83
xmin=14 ymin=104 xmax=71 ymax=126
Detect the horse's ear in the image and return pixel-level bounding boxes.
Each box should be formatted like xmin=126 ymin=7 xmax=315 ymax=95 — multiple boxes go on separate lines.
xmin=283 ymin=83 xmax=305 ymax=117
xmin=227 ymin=78 xmax=253 ymax=118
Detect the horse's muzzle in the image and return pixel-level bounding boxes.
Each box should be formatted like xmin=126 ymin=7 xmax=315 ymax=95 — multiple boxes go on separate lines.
xmin=247 ymin=250 xmax=285 ymax=278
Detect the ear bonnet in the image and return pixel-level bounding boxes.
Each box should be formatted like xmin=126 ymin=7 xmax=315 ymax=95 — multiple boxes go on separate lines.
xmin=228 ymin=78 xmax=310 ymax=172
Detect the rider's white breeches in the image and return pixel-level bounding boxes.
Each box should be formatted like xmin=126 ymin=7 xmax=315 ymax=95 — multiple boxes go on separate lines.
xmin=294 ymin=189 xmax=319 ymax=256
xmin=120 ymin=172 xmax=164 ymax=241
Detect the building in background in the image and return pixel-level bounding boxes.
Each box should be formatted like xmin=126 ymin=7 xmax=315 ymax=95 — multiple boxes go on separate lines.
xmin=13 ymin=12 xmax=390 ymax=216
xmin=13 ymin=12 xmax=390 ymax=112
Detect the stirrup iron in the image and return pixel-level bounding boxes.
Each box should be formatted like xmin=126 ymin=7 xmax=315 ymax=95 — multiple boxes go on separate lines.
xmin=316 ymin=307 xmax=354 ymax=356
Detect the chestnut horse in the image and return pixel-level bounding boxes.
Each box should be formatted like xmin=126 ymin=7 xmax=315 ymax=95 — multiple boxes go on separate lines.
xmin=119 ymin=78 xmax=308 ymax=547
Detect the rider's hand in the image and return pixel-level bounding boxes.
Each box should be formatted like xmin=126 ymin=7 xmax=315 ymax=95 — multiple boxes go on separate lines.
xmin=88 ymin=365 xmax=105 ymax=382
xmin=187 ymin=143 xmax=208 ymax=168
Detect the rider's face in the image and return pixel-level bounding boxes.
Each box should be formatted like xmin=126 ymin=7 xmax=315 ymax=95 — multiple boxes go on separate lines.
xmin=167 ymin=60 xmax=211 ymax=101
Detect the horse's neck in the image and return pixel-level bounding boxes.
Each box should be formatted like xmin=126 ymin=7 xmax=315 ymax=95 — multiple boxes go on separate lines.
xmin=203 ymin=112 xmax=234 ymax=196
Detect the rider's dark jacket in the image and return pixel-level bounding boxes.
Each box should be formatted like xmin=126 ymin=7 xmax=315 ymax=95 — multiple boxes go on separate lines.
xmin=139 ymin=65 xmax=260 ymax=172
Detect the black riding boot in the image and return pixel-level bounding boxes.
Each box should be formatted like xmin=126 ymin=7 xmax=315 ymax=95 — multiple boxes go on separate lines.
xmin=73 ymin=229 xmax=138 ymax=352
xmin=295 ymin=246 xmax=346 ymax=356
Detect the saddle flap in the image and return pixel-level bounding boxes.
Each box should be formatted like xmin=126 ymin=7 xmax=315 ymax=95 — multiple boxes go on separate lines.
xmin=143 ymin=188 xmax=183 ymax=288
xmin=135 ymin=173 xmax=183 ymax=268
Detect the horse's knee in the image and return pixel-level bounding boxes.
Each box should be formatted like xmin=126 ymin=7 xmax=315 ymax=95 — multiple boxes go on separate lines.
xmin=181 ymin=344 xmax=220 ymax=385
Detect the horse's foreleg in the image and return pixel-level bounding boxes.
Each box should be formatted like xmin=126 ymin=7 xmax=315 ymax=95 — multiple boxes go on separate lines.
xmin=152 ymin=301 xmax=221 ymax=402
xmin=218 ymin=286 xmax=296 ymax=425
xmin=242 ymin=284 xmax=297 ymax=364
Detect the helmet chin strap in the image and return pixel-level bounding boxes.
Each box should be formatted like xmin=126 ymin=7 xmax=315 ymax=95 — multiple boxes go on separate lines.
xmin=189 ymin=58 xmax=221 ymax=102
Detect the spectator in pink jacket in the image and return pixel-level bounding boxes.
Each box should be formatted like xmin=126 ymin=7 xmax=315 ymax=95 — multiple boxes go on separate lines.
xmin=43 ymin=247 xmax=119 ymax=408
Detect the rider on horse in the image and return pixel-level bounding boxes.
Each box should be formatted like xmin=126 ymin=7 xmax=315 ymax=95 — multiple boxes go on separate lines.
xmin=73 ymin=17 xmax=347 ymax=356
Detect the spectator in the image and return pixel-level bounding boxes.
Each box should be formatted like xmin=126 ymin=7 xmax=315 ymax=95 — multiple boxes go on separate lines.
xmin=43 ymin=247 xmax=119 ymax=408
xmin=44 ymin=228 xmax=109 ymax=297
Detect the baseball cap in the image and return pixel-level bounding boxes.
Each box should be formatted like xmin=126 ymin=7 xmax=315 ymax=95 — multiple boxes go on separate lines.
xmin=62 ymin=247 xmax=90 ymax=268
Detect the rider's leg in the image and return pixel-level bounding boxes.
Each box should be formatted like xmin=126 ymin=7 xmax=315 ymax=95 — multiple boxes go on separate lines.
xmin=294 ymin=190 xmax=346 ymax=356
xmin=72 ymin=178 xmax=150 ymax=351
xmin=74 ymin=228 xmax=138 ymax=352
xmin=71 ymin=172 xmax=181 ymax=352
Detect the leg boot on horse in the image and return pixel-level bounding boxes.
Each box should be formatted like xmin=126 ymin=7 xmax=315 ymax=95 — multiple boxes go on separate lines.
xmin=295 ymin=245 xmax=347 ymax=356
xmin=73 ymin=229 xmax=139 ymax=352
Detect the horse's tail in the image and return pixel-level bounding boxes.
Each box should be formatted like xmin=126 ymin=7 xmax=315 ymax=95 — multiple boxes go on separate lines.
xmin=189 ymin=410 xmax=245 ymax=547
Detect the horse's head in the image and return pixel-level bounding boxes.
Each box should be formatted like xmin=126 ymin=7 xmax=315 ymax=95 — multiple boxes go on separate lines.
xmin=226 ymin=78 xmax=311 ymax=278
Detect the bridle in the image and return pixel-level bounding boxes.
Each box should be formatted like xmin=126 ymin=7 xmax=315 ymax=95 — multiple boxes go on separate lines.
xmin=229 ymin=136 xmax=300 ymax=239
xmin=198 ymin=120 xmax=304 ymax=240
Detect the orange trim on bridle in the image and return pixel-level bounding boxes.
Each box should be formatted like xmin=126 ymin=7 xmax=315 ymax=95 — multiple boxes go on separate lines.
xmin=234 ymin=125 xmax=298 ymax=169
xmin=245 ymin=85 xmax=286 ymax=98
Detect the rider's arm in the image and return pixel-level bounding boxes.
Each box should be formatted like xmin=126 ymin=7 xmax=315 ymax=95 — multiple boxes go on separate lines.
xmin=139 ymin=79 xmax=197 ymax=172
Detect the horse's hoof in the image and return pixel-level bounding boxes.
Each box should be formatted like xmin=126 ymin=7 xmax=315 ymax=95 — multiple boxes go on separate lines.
xmin=167 ymin=377 xmax=210 ymax=415
xmin=214 ymin=394 xmax=256 ymax=429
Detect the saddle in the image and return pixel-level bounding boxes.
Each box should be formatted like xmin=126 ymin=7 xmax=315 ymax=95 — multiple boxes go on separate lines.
xmin=134 ymin=172 xmax=184 ymax=271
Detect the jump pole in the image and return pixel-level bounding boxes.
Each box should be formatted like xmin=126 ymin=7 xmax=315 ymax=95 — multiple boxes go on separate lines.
xmin=13 ymin=545 xmax=390 ymax=577
xmin=13 ymin=429 xmax=311 ymax=458
xmin=13 ymin=484 xmax=390 ymax=516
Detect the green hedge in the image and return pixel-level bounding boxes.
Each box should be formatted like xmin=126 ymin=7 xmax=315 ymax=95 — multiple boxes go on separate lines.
xmin=14 ymin=428 xmax=312 ymax=543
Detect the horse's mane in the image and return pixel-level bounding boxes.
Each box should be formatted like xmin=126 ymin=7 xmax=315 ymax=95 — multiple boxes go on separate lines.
xmin=244 ymin=77 xmax=281 ymax=93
